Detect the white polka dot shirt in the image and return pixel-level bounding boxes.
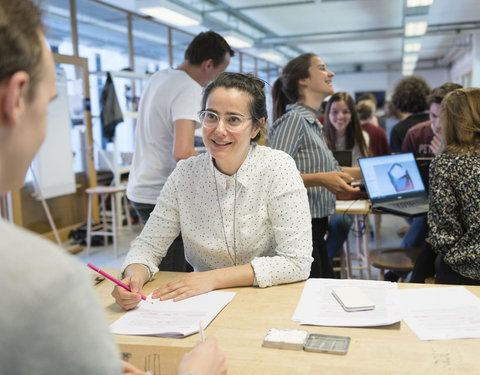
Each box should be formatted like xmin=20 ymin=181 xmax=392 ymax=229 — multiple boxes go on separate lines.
xmin=122 ymin=145 xmax=313 ymax=288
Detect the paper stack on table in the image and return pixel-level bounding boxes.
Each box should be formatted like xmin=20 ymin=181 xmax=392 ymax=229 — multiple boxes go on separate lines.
xmin=398 ymin=286 xmax=480 ymax=341
xmin=293 ymin=278 xmax=402 ymax=327
xmin=110 ymin=290 xmax=236 ymax=337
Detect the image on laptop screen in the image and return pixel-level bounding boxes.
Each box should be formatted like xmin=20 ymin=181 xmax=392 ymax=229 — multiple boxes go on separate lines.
xmin=359 ymin=153 xmax=426 ymax=200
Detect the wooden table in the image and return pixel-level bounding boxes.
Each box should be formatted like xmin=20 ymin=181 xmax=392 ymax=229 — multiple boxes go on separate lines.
xmin=96 ymin=271 xmax=480 ymax=375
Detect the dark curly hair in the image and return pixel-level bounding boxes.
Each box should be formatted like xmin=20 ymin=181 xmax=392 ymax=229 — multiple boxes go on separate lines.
xmin=391 ymin=76 xmax=431 ymax=114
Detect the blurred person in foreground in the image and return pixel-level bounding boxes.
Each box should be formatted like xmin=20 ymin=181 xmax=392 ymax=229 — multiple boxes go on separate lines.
xmin=0 ymin=1 xmax=226 ymax=374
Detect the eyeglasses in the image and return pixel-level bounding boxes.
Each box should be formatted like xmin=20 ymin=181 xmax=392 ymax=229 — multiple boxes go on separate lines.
xmin=198 ymin=110 xmax=253 ymax=132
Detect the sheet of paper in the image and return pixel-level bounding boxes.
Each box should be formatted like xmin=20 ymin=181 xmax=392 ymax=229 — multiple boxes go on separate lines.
xmin=110 ymin=290 xmax=236 ymax=337
xmin=293 ymin=278 xmax=402 ymax=327
xmin=398 ymin=286 xmax=480 ymax=341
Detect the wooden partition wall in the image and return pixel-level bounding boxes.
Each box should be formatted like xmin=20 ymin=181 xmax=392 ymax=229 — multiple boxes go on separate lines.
xmin=11 ymin=54 xmax=98 ymax=247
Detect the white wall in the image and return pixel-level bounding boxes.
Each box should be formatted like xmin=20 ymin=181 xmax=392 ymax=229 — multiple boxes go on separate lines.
xmin=333 ymin=68 xmax=449 ymax=101
xmin=449 ymin=50 xmax=472 ymax=84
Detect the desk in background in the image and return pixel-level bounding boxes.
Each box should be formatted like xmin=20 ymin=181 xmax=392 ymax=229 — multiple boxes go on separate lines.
xmin=96 ymin=271 xmax=480 ymax=375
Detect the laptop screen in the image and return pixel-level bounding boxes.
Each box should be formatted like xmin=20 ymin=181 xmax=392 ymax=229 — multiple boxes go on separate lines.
xmin=358 ymin=153 xmax=426 ymax=200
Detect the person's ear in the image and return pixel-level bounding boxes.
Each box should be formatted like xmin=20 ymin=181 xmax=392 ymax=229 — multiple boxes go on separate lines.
xmin=298 ymin=77 xmax=309 ymax=88
xmin=0 ymin=71 xmax=30 ymax=126
xmin=201 ymin=58 xmax=214 ymax=72
xmin=251 ymin=118 xmax=264 ymax=139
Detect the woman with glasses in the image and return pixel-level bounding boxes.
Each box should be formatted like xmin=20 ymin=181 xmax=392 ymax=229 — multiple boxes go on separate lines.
xmin=268 ymin=54 xmax=361 ymax=279
xmin=113 ymin=72 xmax=313 ymax=309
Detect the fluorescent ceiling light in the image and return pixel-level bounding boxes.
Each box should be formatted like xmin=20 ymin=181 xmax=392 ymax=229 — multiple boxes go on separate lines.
xmin=259 ymin=51 xmax=283 ymax=63
xmin=407 ymin=0 xmax=434 ymax=7
xmin=224 ymin=31 xmax=254 ymax=49
xmin=402 ymin=62 xmax=416 ymax=70
xmin=137 ymin=0 xmax=201 ymax=27
xmin=403 ymin=55 xmax=418 ymax=64
xmin=405 ymin=21 xmax=428 ymax=36
xmin=404 ymin=41 xmax=422 ymax=53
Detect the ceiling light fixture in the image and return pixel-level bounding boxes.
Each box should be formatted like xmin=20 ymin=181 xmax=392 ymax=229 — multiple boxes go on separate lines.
xmin=404 ymin=41 xmax=422 ymax=53
xmin=224 ymin=31 xmax=254 ymax=49
xmin=405 ymin=20 xmax=428 ymax=36
xmin=403 ymin=54 xmax=419 ymax=64
xmin=258 ymin=51 xmax=283 ymax=63
xmin=406 ymin=0 xmax=434 ymax=7
xmin=137 ymin=0 xmax=202 ymax=27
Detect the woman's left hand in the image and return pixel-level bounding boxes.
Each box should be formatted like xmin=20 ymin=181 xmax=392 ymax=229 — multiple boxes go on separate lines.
xmin=152 ymin=271 xmax=217 ymax=302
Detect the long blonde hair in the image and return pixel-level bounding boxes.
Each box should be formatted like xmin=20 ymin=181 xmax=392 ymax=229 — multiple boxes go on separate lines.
xmin=442 ymin=88 xmax=480 ymax=155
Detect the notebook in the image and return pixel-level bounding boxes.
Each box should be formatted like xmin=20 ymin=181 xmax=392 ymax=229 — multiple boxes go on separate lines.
xmin=358 ymin=153 xmax=429 ymax=217
xmin=332 ymin=150 xmax=353 ymax=167
xmin=415 ymin=157 xmax=433 ymax=194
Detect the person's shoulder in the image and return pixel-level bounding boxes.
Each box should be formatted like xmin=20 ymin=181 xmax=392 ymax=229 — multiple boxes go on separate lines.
xmin=431 ymin=153 xmax=455 ymax=168
xmin=273 ymin=109 xmax=305 ymax=127
xmin=254 ymin=145 xmax=297 ymax=167
xmin=176 ymin=152 xmax=209 ymax=172
xmin=407 ymin=120 xmax=431 ymax=135
xmin=363 ymin=122 xmax=386 ymax=135
xmin=0 ymin=221 xmax=85 ymax=283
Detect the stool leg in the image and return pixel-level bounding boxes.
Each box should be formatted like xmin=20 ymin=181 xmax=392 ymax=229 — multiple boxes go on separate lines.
xmin=363 ymin=216 xmax=372 ymax=280
xmin=345 ymin=236 xmax=352 ymax=279
xmin=86 ymin=194 xmax=93 ymax=255
xmin=123 ymin=193 xmax=133 ymax=233
xmin=101 ymin=194 xmax=108 ymax=248
xmin=355 ymin=215 xmax=364 ymax=279
xmin=110 ymin=193 xmax=117 ymax=258
xmin=374 ymin=214 xmax=381 ymax=248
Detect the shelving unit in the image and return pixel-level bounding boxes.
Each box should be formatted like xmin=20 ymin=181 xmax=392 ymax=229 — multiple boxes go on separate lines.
xmin=89 ymin=69 xmax=151 ymax=226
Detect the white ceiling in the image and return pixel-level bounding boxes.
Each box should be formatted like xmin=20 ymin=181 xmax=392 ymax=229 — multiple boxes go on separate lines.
xmin=60 ymin=0 xmax=480 ymax=73
xmin=150 ymin=0 xmax=480 ymax=73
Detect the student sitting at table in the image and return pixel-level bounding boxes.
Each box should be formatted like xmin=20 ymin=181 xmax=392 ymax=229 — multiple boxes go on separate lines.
xmin=428 ymin=88 xmax=480 ymax=285
xmin=113 ymin=72 xmax=313 ymax=309
xmin=0 ymin=1 xmax=226 ymax=374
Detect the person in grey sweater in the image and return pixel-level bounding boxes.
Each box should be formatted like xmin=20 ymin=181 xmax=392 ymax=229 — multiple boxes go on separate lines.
xmin=0 ymin=1 xmax=226 ymax=374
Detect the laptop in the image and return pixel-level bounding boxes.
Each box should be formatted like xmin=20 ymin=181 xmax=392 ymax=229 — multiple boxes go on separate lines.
xmin=332 ymin=150 xmax=353 ymax=167
xmin=358 ymin=153 xmax=429 ymax=217
xmin=415 ymin=157 xmax=433 ymax=194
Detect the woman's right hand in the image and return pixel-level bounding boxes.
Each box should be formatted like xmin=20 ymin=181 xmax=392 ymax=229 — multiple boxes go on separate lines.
xmin=321 ymin=171 xmax=358 ymax=195
xmin=111 ymin=275 xmax=143 ymax=310
xmin=111 ymin=264 xmax=149 ymax=310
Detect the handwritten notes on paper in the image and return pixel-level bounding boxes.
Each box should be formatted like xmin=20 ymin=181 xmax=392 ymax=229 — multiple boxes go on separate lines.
xmin=398 ymin=286 xmax=480 ymax=341
xmin=110 ymin=291 xmax=236 ymax=337
xmin=293 ymin=279 xmax=402 ymax=327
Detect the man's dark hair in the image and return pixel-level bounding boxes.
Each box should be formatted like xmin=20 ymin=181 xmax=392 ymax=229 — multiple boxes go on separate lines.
xmin=0 ymin=0 xmax=44 ymax=99
xmin=184 ymin=31 xmax=234 ymax=67
xmin=427 ymin=82 xmax=463 ymax=106
xmin=391 ymin=76 xmax=431 ymax=114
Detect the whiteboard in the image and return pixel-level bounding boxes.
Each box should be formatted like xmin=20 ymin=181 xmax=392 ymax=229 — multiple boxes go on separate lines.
xmin=31 ymin=67 xmax=76 ymax=199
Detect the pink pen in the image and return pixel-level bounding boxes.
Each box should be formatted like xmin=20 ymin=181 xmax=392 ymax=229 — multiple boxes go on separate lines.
xmin=87 ymin=263 xmax=147 ymax=301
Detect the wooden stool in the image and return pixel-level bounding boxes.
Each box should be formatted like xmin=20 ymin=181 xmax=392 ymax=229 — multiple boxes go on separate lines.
xmin=369 ymin=247 xmax=422 ymax=281
xmin=85 ymin=185 xmax=132 ymax=257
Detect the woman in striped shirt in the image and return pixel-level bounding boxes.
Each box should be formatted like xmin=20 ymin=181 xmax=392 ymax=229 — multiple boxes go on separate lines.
xmin=268 ymin=53 xmax=361 ymax=278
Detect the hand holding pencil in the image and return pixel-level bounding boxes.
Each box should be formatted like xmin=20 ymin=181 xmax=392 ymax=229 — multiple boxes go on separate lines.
xmin=89 ymin=263 xmax=150 ymax=310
